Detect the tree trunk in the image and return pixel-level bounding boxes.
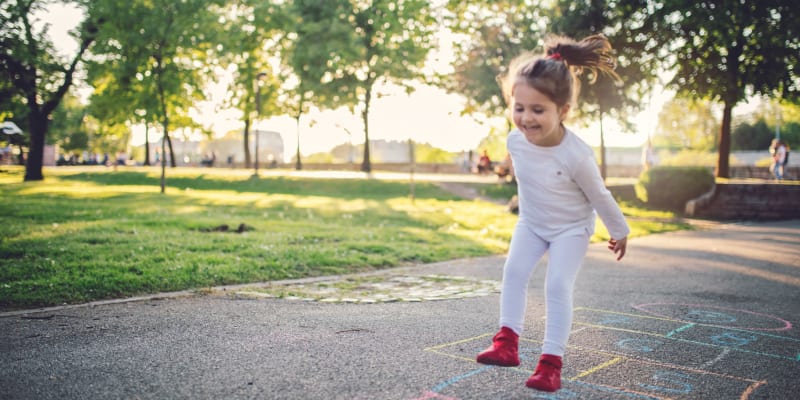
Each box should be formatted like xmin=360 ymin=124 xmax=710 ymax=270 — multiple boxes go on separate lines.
xmin=360 ymin=87 xmax=372 ymax=173
xmin=24 ymin=111 xmax=47 ymax=181
xmin=243 ymin=118 xmax=252 ymax=168
xmin=160 ymin=131 xmax=167 ymax=193
xmin=166 ymin=134 xmax=176 ymax=167
xmin=143 ymin=123 xmax=151 ymax=166
xmin=716 ymin=101 xmax=733 ymax=178
xmin=159 ymin=111 xmax=173 ymax=192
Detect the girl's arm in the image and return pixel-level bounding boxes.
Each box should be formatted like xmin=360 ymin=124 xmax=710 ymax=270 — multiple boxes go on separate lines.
xmin=572 ymin=155 xmax=630 ymax=256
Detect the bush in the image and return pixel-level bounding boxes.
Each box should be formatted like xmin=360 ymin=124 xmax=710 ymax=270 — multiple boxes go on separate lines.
xmin=635 ymin=166 xmax=714 ymax=211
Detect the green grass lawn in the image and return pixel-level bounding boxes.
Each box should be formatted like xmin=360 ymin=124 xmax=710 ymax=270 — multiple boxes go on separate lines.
xmin=0 ymin=166 xmax=690 ymax=310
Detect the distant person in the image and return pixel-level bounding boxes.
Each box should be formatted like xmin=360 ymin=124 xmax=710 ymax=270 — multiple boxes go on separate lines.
xmin=769 ymin=139 xmax=787 ymax=180
xmin=477 ymin=150 xmax=492 ymax=174
xmin=201 ymin=152 xmax=216 ymax=167
xmin=641 ymin=138 xmax=657 ymax=171
xmin=475 ymin=34 xmax=629 ymax=393
xmin=494 ymin=153 xmax=515 ymax=182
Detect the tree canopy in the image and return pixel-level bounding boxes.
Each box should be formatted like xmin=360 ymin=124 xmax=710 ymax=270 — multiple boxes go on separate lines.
xmin=638 ymin=0 xmax=800 ymax=177
xmin=1 ymin=0 xmax=100 ymax=180
xmin=89 ymin=0 xmax=226 ymax=190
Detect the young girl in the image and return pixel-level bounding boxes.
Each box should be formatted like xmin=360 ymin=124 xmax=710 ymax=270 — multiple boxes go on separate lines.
xmin=476 ymin=34 xmax=629 ymax=392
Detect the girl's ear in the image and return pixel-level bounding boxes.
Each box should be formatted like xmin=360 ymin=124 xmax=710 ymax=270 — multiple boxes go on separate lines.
xmin=559 ymin=103 xmax=571 ymax=122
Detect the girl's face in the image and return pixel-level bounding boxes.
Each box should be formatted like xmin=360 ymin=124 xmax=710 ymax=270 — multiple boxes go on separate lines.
xmin=512 ymin=83 xmax=570 ymax=147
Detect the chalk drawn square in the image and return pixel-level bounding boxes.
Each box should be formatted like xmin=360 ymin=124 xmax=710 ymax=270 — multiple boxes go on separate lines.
xmin=421 ymin=306 xmax=778 ymax=399
xmin=572 ymin=356 xmax=763 ymax=400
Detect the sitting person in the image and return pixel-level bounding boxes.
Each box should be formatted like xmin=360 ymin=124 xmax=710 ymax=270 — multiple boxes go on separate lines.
xmin=477 ymin=150 xmax=492 ymax=174
xmin=495 ymin=153 xmax=514 ymax=180
xmin=201 ymin=152 xmax=217 ymax=167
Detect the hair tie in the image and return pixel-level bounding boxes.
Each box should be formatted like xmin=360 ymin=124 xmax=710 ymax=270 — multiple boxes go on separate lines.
xmin=548 ymin=52 xmax=562 ymax=61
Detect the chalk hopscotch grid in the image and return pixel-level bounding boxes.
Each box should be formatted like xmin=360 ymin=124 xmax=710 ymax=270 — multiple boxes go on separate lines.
xmin=420 ymin=306 xmax=796 ymax=399
xmin=425 ymin=334 xmax=763 ymax=400
xmin=574 ymin=307 xmax=800 ymax=362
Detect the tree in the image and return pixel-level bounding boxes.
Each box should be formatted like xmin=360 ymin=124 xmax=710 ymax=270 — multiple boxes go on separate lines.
xmin=731 ymin=119 xmax=773 ymax=151
xmin=547 ymin=0 xmax=660 ymax=180
xmin=441 ymin=0 xmax=546 ymax=122
xmin=1 ymin=0 xmax=101 ymax=181
xmin=87 ymin=59 xmax=162 ymax=165
xmin=639 ymin=0 xmax=800 ymax=177
xmin=89 ymin=0 xmax=225 ymax=191
xmin=48 ymin=91 xmax=89 ymax=155
xmin=217 ymin=0 xmax=285 ymax=169
xmin=280 ymin=0 xmax=355 ymax=171
xmin=443 ymin=0 xmax=660 ymax=180
xmin=332 ymin=0 xmax=437 ymax=172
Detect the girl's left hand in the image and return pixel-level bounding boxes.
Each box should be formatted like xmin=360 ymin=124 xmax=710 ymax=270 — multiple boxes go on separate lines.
xmin=608 ymin=236 xmax=627 ymax=261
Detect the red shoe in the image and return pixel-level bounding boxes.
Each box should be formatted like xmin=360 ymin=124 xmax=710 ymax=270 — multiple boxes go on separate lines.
xmin=525 ymin=354 xmax=562 ymax=392
xmin=476 ymin=327 xmax=520 ymax=367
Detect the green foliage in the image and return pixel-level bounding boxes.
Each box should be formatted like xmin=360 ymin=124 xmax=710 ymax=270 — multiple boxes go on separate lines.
xmin=476 ymin=126 xmax=509 ymax=162
xmin=442 ymin=0 xmax=659 ymax=130
xmin=732 ymin=118 xmax=800 ymax=152
xmin=547 ymin=0 xmax=658 ymax=127
xmin=414 ymin=142 xmax=456 ymax=164
xmin=654 ymin=97 xmax=719 ymax=151
xmin=310 ymin=0 xmax=437 ymax=172
xmin=1 ymin=0 xmax=100 ymax=180
xmin=635 ymin=166 xmax=714 ymax=211
xmin=731 ymin=119 xmax=775 ymax=151
xmin=48 ymin=92 xmax=90 ymax=152
xmin=441 ymin=0 xmax=543 ymax=118
xmin=633 ymin=0 xmax=800 ymax=177
xmin=215 ymin=0 xmax=287 ymax=168
xmin=88 ymin=0 xmax=225 ymax=162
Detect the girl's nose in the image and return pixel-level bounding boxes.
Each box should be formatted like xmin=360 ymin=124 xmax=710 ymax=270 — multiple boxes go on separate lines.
xmin=521 ymin=112 xmax=534 ymax=124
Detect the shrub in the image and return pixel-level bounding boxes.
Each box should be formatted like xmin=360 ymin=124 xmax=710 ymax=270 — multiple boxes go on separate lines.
xmin=635 ymin=166 xmax=714 ymax=211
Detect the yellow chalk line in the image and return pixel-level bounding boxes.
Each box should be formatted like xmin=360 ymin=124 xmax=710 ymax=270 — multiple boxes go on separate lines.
xmin=570 ymin=356 xmax=624 ymax=380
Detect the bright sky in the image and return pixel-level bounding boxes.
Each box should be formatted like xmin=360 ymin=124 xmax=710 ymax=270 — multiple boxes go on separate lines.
xmin=45 ymin=4 xmax=660 ymax=161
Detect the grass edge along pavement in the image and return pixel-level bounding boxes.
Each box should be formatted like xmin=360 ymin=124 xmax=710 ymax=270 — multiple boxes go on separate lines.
xmin=0 ymin=166 xmax=691 ymax=311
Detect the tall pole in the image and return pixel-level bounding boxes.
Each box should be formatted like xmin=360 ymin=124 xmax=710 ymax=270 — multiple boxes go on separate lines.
xmin=253 ymin=72 xmax=267 ymax=177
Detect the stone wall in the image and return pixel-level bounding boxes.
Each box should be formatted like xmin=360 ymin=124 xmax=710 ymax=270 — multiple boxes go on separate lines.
xmin=685 ymin=182 xmax=800 ymax=220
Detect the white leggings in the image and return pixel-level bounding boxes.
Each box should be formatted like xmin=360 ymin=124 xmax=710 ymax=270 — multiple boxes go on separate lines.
xmin=499 ymin=223 xmax=589 ymax=356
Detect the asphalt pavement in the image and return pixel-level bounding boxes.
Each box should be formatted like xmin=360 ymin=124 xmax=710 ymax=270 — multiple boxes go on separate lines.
xmin=2 ymin=219 xmax=799 ymax=399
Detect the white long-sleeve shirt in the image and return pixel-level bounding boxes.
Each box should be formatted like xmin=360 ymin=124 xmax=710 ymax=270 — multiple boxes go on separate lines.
xmin=508 ymin=128 xmax=630 ymax=241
